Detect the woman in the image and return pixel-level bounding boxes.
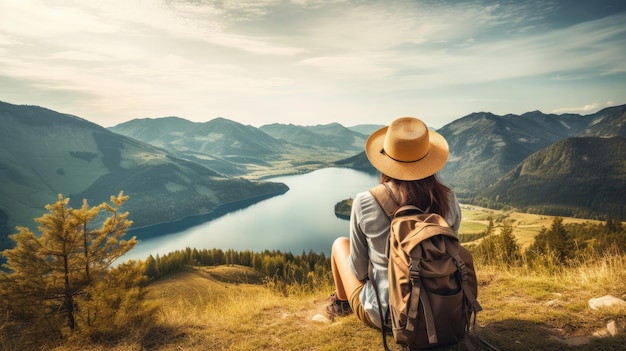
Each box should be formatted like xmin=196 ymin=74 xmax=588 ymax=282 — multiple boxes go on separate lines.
xmin=328 ymin=116 xmax=462 ymax=329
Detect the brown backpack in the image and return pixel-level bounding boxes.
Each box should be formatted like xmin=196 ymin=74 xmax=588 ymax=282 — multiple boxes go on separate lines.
xmin=370 ymin=184 xmax=482 ymax=350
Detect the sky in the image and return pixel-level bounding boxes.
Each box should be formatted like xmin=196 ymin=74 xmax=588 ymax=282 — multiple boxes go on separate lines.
xmin=1 ymin=0 xmax=625 ymax=129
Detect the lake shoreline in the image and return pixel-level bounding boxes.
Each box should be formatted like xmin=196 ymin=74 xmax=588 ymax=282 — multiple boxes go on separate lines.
xmin=122 ymin=168 xmax=380 ymax=262
xmin=127 ymin=187 xmax=289 ymax=240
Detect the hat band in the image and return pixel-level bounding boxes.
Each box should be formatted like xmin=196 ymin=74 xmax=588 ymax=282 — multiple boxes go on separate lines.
xmin=380 ymin=148 xmax=429 ymax=163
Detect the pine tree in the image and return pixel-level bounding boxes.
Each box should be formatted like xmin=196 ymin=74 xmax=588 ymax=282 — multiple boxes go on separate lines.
xmin=527 ymin=216 xmax=573 ymax=265
xmin=547 ymin=217 xmax=571 ymax=261
xmin=497 ymin=220 xmax=520 ymax=265
xmin=0 ymin=192 xmax=137 ymax=332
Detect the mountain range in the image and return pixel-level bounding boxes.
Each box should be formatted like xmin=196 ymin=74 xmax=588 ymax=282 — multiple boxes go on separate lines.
xmin=438 ymin=107 xmax=625 ymax=195
xmin=1 ymin=100 xmax=625 ymax=250
xmin=333 ymin=105 xmax=626 ymax=219
xmin=0 ymin=102 xmax=288 ymax=250
xmin=109 ymin=117 xmax=369 ymax=178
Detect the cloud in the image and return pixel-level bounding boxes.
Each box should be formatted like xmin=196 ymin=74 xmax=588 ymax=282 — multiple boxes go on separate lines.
xmin=0 ymin=0 xmax=624 ymax=127
xmin=551 ymin=102 xmax=614 ymax=114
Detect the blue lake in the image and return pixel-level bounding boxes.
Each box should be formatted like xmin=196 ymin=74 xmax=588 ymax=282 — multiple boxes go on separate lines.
xmin=122 ymin=168 xmax=380 ymax=261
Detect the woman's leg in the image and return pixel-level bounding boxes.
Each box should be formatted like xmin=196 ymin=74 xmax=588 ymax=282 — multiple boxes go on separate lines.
xmin=331 ymin=237 xmax=363 ymax=300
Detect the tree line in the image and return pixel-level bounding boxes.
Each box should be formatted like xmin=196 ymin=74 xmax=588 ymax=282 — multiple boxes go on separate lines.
xmin=144 ymin=247 xmax=332 ymax=295
xmin=468 ymin=215 xmax=626 ymax=269
xmin=467 ymin=195 xmax=625 ymax=221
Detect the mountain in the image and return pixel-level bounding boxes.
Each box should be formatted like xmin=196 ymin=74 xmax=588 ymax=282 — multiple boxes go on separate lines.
xmin=3 ymin=98 xmax=625 ymax=238
xmin=436 ymin=106 xmax=626 ymax=197
xmin=109 ymin=117 xmax=288 ymax=176
xmin=347 ymin=124 xmax=384 ymax=136
xmin=331 ymin=150 xmax=377 ymax=175
xmin=332 ymin=105 xmax=626 ymax=219
xmin=111 ymin=118 xmax=371 ymax=178
xmin=483 ymin=136 xmax=626 ymax=219
xmin=259 ymin=122 xmax=368 ymax=153
xmin=581 ymin=105 xmax=626 ymax=137
xmin=0 ymin=102 xmax=288 ymax=248
xmin=436 ymin=111 xmax=587 ymax=196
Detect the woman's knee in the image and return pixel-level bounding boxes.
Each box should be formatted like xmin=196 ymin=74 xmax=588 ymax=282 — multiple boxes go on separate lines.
xmin=331 ymin=237 xmax=350 ymax=256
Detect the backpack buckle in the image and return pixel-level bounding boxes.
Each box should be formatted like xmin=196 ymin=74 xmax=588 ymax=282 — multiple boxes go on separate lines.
xmin=453 ymin=254 xmax=468 ymax=281
xmin=409 ymin=258 xmax=421 ymax=283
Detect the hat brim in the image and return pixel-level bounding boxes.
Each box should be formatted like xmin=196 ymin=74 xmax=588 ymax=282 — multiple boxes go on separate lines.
xmin=365 ymin=126 xmax=449 ymax=181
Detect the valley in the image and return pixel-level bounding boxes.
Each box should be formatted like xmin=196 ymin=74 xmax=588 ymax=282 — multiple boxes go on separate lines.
xmin=1 ymin=100 xmax=625 ymax=351
xmin=1 ymin=100 xmax=625 ymax=251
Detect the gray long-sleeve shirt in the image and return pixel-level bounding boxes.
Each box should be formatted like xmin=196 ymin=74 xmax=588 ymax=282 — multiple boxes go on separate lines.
xmin=347 ymin=189 xmax=461 ymax=328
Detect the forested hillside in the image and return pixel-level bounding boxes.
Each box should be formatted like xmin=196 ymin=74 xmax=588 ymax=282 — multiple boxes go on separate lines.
xmin=0 ymin=102 xmax=288 ymax=249
xmin=482 ymin=137 xmax=626 ymax=219
xmin=436 ymin=105 xmax=626 ymax=196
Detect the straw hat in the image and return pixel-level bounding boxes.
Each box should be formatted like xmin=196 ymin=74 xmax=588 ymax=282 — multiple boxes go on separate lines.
xmin=365 ymin=117 xmax=449 ymax=181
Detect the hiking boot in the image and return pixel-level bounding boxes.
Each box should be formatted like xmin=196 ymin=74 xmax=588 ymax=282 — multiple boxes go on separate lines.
xmin=326 ymin=292 xmax=352 ymax=321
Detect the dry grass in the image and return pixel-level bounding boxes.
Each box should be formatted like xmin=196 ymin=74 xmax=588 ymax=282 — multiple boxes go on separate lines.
xmin=38 ymin=206 xmax=626 ymax=351
xmin=48 ymin=254 xmax=626 ymax=351
xmin=475 ymin=252 xmax=626 ymax=350
xmin=30 ymin=203 xmax=626 ymax=351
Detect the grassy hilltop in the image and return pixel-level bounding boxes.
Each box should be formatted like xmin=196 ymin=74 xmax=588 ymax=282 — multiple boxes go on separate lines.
xmin=39 ymin=208 xmax=626 ymax=351
xmin=48 ymin=259 xmax=626 ymax=351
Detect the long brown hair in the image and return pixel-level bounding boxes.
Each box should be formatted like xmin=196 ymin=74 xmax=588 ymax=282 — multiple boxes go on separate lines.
xmin=380 ymin=174 xmax=452 ymax=218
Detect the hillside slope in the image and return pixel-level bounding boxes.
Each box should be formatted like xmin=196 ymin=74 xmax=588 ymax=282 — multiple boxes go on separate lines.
xmin=47 ymin=261 xmax=626 ymax=351
xmin=437 ymin=106 xmax=626 ymax=195
xmin=109 ymin=117 xmax=288 ymax=176
xmin=582 ymin=105 xmax=626 ymax=137
xmin=0 ymin=102 xmax=288 ymax=247
xmin=484 ymin=136 xmax=626 ymax=219
xmin=260 ymin=122 xmax=367 ymax=153
xmin=437 ymin=111 xmax=587 ymax=195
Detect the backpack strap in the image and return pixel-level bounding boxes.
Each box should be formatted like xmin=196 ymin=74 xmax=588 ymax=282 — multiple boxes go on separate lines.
xmin=368 ymin=262 xmax=392 ymax=351
xmin=447 ymin=244 xmax=483 ymax=314
xmin=405 ymin=255 xmax=439 ymax=345
xmin=370 ymin=183 xmax=428 ymax=219
xmin=369 ymin=183 xmax=399 ymax=220
xmin=394 ymin=205 xmax=424 ymax=217
xmin=448 ymin=245 xmax=499 ymax=351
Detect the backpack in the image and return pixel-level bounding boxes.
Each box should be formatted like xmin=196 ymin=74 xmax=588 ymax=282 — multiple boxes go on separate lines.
xmin=369 ymin=183 xmax=482 ymax=351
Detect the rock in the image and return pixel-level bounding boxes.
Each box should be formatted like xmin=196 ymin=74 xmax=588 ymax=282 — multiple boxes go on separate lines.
xmin=594 ymin=320 xmax=622 ymax=337
xmin=607 ymin=320 xmax=621 ymax=336
xmin=312 ymin=314 xmax=330 ymax=323
xmin=546 ymin=299 xmax=561 ymax=307
xmin=588 ymin=295 xmax=626 ymax=310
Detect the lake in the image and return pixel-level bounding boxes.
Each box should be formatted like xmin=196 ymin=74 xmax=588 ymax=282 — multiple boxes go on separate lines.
xmin=121 ymin=168 xmax=380 ymax=261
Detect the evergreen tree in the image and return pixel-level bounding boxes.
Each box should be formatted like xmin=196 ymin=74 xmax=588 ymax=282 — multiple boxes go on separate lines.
xmin=75 ymin=260 xmax=153 ymax=338
xmin=548 ymin=217 xmax=571 ymax=260
xmin=0 ymin=192 xmax=137 ymax=332
xmin=497 ymin=220 xmax=520 ymax=265
xmin=527 ymin=216 xmax=572 ymax=264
